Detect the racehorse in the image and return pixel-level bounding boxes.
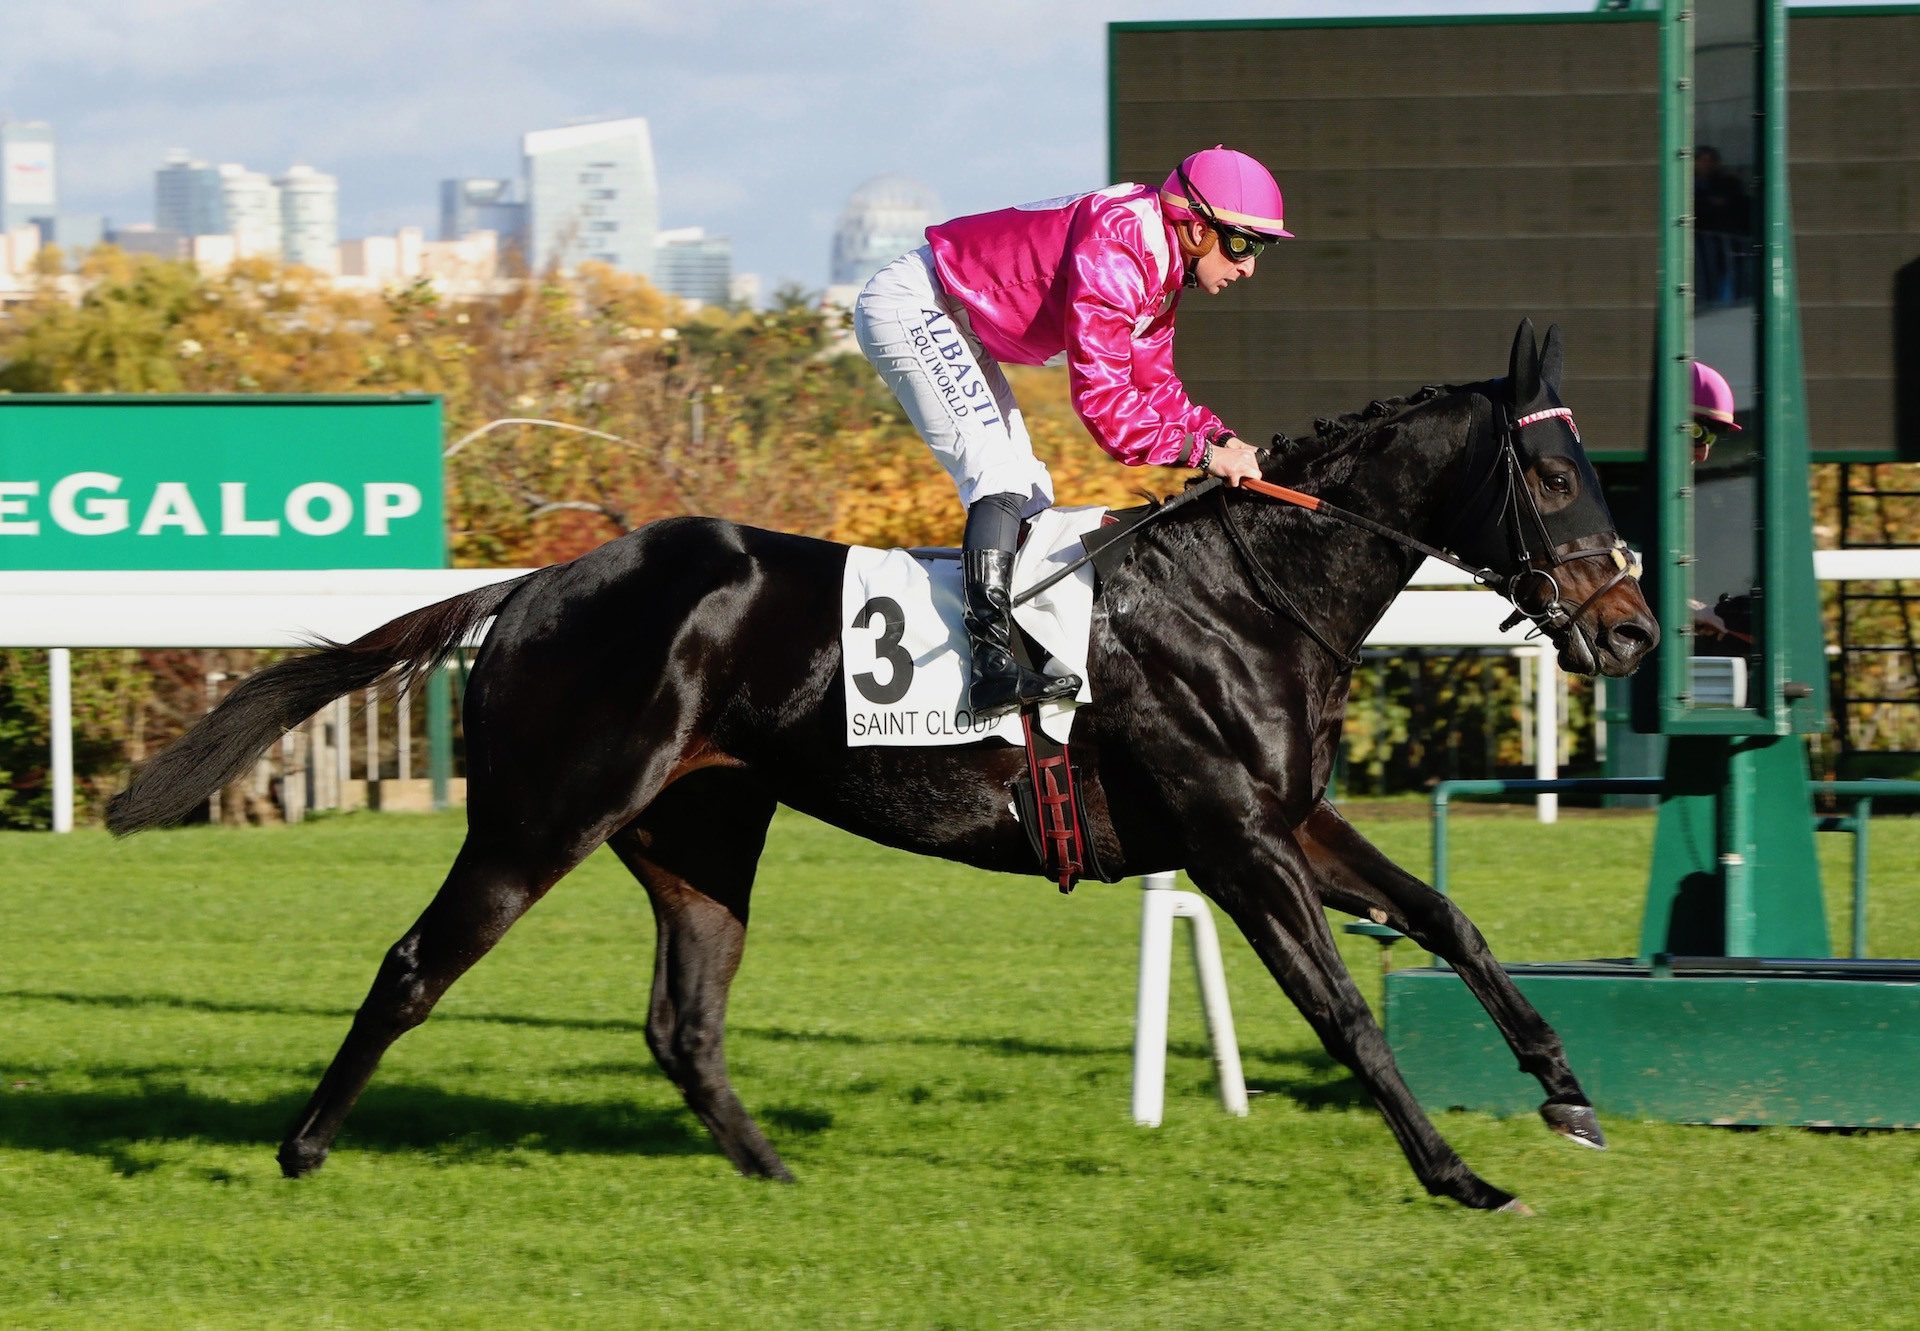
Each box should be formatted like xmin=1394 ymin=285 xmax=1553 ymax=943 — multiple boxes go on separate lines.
xmin=108 ymin=320 xmax=1656 ymax=1212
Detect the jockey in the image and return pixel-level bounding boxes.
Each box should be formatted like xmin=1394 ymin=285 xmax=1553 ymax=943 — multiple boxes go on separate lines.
xmin=1690 ymin=360 xmax=1741 ymax=462
xmin=853 ymin=145 xmax=1291 ymax=719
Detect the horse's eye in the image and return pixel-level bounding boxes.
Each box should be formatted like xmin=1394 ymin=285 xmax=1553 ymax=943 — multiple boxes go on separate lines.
xmin=1545 ymin=473 xmax=1572 ymax=494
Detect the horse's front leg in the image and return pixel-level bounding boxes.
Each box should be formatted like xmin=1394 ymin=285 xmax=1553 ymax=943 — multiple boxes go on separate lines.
xmin=1193 ymin=831 xmax=1527 ymax=1213
xmin=1297 ymin=800 xmax=1604 ymax=1151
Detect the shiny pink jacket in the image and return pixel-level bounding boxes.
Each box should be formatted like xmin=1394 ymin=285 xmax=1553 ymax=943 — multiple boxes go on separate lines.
xmin=925 ymin=184 xmax=1225 ymax=468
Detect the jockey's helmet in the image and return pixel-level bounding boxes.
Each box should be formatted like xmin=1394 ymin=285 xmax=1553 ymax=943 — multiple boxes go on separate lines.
xmin=1159 ymin=146 xmax=1292 ymax=254
xmin=1690 ymin=361 xmax=1742 ymax=431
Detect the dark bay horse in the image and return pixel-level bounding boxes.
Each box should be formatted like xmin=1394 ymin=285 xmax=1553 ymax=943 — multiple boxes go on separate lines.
xmin=108 ymin=321 xmax=1656 ymax=1212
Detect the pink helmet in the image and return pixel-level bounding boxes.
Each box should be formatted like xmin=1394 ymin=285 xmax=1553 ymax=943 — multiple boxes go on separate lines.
xmin=1691 ymin=361 xmax=1743 ymax=431
xmin=1160 ymin=146 xmax=1292 ymax=239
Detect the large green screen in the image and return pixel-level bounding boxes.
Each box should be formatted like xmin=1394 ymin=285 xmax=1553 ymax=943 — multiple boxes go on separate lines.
xmin=1111 ymin=9 xmax=1918 ymax=461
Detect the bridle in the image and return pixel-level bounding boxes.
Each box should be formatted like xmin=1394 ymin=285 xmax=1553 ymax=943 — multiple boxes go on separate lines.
xmin=1460 ymin=405 xmax=1642 ymax=644
xmin=1212 ymin=399 xmax=1642 ymax=668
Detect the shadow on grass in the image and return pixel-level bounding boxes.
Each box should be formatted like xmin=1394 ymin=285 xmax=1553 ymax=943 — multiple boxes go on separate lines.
xmin=4 ymin=988 xmax=1362 ymax=1114
xmin=0 ymin=1080 xmax=738 ymax=1175
xmin=5 ymin=987 xmax=1243 ymax=1061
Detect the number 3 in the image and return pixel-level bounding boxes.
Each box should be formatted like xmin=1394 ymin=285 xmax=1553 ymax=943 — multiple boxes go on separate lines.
xmin=852 ymin=596 xmax=913 ymax=704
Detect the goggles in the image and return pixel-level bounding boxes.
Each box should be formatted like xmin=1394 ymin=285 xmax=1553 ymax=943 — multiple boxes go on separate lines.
xmin=1215 ymin=225 xmax=1270 ymax=262
xmin=1686 ymin=420 xmax=1718 ymax=451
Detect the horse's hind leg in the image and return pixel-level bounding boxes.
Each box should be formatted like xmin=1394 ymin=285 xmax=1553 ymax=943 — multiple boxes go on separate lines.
xmin=608 ymin=770 xmax=790 ymax=1180
xmin=1297 ymin=801 xmax=1604 ymax=1149
xmin=277 ymin=834 xmax=572 ymax=1177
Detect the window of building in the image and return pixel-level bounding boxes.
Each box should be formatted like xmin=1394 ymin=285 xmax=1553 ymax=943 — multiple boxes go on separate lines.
xmin=579 ymin=172 xmax=603 ymax=185
xmin=589 ymin=189 xmax=616 ymax=200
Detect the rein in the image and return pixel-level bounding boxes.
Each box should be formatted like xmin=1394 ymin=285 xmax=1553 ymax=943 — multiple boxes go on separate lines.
xmin=1213 ymin=405 xmax=1640 ymax=666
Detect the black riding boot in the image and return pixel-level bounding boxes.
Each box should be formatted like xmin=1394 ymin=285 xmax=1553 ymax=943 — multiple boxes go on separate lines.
xmin=962 ymin=547 xmax=1082 ymax=719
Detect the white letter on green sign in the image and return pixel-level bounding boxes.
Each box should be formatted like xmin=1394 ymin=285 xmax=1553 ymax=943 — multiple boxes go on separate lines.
xmin=221 ymin=483 xmax=280 ymax=536
xmin=364 ymin=483 xmax=422 ymax=536
xmin=51 ymin=472 xmax=129 ymax=535
xmin=0 ymin=481 xmax=38 ymax=535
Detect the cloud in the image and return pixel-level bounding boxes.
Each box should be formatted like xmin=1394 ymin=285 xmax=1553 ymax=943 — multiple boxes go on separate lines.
xmin=10 ymin=0 xmax=1425 ymax=286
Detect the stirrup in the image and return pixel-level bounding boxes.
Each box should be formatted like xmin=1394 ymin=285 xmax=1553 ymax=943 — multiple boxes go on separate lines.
xmin=968 ymin=665 xmax=1081 ymax=720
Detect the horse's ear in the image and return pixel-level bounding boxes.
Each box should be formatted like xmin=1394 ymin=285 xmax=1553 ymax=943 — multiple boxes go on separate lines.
xmin=1508 ymin=319 xmax=1541 ymax=405
xmin=1539 ymin=323 xmax=1565 ymax=396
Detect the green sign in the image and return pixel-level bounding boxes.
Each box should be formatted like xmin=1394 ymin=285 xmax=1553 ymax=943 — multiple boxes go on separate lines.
xmin=0 ymin=396 xmax=444 ymax=570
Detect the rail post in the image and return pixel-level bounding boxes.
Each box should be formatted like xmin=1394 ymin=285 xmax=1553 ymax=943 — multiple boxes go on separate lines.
xmin=1132 ymin=872 xmax=1249 ymax=1127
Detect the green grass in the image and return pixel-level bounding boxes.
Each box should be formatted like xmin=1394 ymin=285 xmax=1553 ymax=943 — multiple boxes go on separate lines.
xmin=4 ymin=807 xmax=1920 ymax=1329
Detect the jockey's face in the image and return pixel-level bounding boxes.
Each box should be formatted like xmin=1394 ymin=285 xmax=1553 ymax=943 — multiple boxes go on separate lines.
xmin=1183 ymin=220 xmax=1257 ymax=295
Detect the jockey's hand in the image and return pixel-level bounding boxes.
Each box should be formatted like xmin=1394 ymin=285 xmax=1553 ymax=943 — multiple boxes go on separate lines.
xmin=1205 ymin=437 xmax=1263 ymax=487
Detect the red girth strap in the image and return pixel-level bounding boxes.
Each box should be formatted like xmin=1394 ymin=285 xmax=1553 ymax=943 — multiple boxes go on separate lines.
xmin=1021 ymin=711 xmax=1086 ymax=894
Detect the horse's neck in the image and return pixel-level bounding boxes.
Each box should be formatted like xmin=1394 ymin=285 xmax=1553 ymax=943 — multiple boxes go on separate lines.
xmin=1230 ymin=394 xmax=1485 ymax=656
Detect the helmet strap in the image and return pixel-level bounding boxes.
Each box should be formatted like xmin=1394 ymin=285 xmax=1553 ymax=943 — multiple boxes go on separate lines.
xmin=1176 ymin=217 xmax=1212 ymax=287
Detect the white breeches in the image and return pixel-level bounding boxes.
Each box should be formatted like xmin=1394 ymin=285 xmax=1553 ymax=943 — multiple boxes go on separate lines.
xmin=852 ymin=246 xmax=1054 ymax=517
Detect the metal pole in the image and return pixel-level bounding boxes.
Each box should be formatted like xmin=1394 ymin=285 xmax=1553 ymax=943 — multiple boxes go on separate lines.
xmin=1851 ymin=797 xmax=1872 ymax=959
xmin=1722 ymin=752 xmax=1756 ymax=956
xmin=1535 ymin=642 xmax=1558 ymax=824
xmin=49 ymin=648 xmax=72 ymax=833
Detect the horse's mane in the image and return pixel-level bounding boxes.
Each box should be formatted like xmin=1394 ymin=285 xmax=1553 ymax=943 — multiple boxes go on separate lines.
xmin=1261 ymin=383 xmax=1458 ymax=488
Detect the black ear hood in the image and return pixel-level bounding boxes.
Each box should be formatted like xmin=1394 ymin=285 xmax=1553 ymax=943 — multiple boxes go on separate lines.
xmin=1508 ymin=322 xmax=1615 ymax=552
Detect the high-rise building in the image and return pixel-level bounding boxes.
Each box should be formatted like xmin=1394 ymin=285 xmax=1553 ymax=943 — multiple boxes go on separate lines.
xmin=1 ymin=121 xmax=57 ymax=233
xmin=277 ymin=164 xmax=338 ymax=272
xmin=440 ymin=177 xmax=526 ymax=253
xmin=654 ymin=227 xmax=733 ymax=307
xmin=522 ymin=117 xmax=658 ymax=276
xmin=830 ymin=175 xmax=939 ymax=287
xmin=155 ymin=152 xmax=226 ymax=236
xmin=218 ymin=163 xmax=281 ymax=258
xmin=32 ymin=213 xmax=104 ymax=264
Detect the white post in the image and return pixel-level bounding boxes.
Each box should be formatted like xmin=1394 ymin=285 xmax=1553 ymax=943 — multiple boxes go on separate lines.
xmin=1132 ymin=875 xmax=1177 ymax=1128
xmin=333 ymin=696 xmax=351 ymax=807
xmin=204 ymin=671 xmax=224 ymax=823
xmin=365 ymin=688 xmax=379 ymax=788
xmin=397 ymin=689 xmax=412 ymax=782
xmin=1132 ymin=872 xmax=1250 ymax=1127
xmin=1535 ymin=641 xmax=1558 ymax=824
xmin=1183 ymin=896 xmax=1250 ymax=1119
xmin=49 ymin=648 xmax=73 ymax=834
xmin=281 ymin=729 xmax=305 ymax=825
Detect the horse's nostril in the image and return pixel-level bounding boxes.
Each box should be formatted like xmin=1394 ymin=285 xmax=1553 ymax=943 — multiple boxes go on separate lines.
xmin=1608 ymin=619 xmax=1657 ymax=656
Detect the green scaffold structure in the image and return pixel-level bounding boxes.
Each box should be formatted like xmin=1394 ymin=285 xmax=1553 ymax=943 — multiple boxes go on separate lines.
xmin=1385 ymin=0 xmax=1920 ymax=1127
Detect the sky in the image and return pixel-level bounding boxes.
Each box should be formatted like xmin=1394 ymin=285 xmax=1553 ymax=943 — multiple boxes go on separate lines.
xmin=0 ymin=0 xmax=1882 ymax=292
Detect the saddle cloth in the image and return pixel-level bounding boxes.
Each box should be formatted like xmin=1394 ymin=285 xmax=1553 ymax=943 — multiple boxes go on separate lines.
xmin=840 ymin=505 xmax=1106 ymax=748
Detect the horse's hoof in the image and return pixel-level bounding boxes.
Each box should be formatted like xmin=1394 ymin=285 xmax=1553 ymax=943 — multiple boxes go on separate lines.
xmin=1541 ymin=1101 xmax=1608 ymax=1150
xmin=1497 ymin=1198 xmax=1536 ymax=1217
xmin=277 ymin=1140 xmax=328 ymax=1179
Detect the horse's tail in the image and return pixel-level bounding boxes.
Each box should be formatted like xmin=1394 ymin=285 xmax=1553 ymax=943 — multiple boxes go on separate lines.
xmin=106 ymin=572 xmax=538 ymax=836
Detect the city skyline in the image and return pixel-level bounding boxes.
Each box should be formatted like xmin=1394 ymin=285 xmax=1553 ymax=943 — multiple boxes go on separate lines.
xmin=6 ymin=0 xmax=1887 ymax=291
xmin=1 ymin=0 xmax=1487 ymax=292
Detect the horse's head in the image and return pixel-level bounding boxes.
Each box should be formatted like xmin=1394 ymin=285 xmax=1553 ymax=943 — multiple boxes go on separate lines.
xmin=1449 ymin=320 xmax=1658 ymax=677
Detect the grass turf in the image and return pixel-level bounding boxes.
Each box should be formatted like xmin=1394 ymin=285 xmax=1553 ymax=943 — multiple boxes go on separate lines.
xmin=3 ymin=807 xmax=1919 ymax=1329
